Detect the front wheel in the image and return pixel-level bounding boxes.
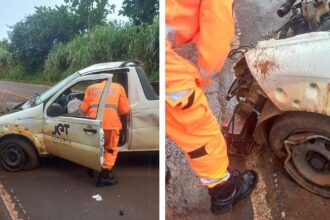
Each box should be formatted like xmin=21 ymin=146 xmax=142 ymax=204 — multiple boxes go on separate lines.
xmin=269 ymin=112 xmax=330 ymax=197
xmin=0 ymin=137 xmax=39 ymax=172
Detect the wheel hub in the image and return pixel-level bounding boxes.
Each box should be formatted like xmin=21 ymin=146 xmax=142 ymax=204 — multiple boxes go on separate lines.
xmin=284 ymin=134 xmax=330 ymax=197
xmin=1 ymin=144 xmax=26 ymax=170
xmin=5 ymin=148 xmax=21 ymax=166
xmin=306 ymin=151 xmax=329 ymax=171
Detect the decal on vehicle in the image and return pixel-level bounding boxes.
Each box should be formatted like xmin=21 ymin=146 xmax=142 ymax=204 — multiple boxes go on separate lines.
xmin=52 ymin=123 xmax=70 ymax=136
xmin=17 ymin=116 xmax=35 ymax=121
xmin=52 ymin=136 xmax=71 ymax=145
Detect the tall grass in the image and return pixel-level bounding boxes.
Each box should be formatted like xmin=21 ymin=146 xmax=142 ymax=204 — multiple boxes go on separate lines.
xmin=0 ymin=44 xmax=18 ymax=79
xmin=0 ymin=45 xmax=11 ymax=68
xmin=44 ymin=19 xmax=159 ymax=82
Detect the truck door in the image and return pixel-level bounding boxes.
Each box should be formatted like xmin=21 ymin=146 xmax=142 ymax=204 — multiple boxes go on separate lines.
xmin=129 ymin=67 xmax=159 ymax=150
xmin=43 ymin=74 xmax=112 ymax=171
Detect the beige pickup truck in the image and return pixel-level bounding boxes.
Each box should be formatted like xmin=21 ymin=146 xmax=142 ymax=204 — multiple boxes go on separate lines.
xmin=0 ymin=61 xmax=159 ymax=172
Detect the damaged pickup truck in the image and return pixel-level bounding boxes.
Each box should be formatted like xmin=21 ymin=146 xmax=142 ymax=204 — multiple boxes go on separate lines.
xmin=224 ymin=0 xmax=330 ymax=197
xmin=0 ymin=61 xmax=159 ymax=172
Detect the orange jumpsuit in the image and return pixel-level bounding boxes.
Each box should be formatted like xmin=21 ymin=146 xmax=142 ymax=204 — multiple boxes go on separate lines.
xmin=81 ymin=81 xmax=130 ymax=170
xmin=166 ymin=0 xmax=234 ymax=188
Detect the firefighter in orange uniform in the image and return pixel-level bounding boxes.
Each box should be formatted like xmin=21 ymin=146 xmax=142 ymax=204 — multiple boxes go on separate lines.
xmin=166 ymin=0 xmax=258 ymax=214
xmin=81 ymin=80 xmax=130 ymax=187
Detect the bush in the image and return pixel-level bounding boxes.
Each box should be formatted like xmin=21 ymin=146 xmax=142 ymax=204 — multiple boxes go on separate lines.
xmin=0 ymin=44 xmax=16 ymax=78
xmin=0 ymin=45 xmax=11 ymax=67
xmin=44 ymin=19 xmax=159 ymax=81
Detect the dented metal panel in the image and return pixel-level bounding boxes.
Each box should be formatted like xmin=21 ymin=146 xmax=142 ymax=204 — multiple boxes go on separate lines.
xmin=0 ymin=62 xmax=159 ymax=172
xmin=130 ymin=109 xmax=159 ymax=151
xmin=0 ymin=124 xmax=46 ymax=154
xmin=0 ymin=104 xmax=47 ymax=154
xmin=245 ymin=32 xmax=330 ymax=116
xmin=128 ymin=67 xmax=159 ymax=151
xmin=42 ymin=74 xmax=112 ymax=171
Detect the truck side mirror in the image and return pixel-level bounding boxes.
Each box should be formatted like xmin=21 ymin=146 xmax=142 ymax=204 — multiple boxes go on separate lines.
xmin=47 ymin=103 xmax=65 ymax=117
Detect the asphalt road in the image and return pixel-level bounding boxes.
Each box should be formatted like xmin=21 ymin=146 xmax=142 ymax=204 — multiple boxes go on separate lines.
xmin=0 ymin=81 xmax=159 ymax=220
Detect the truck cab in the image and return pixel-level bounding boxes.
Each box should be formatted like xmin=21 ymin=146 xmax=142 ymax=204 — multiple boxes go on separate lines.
xmin=0 ymin=61 xmax=159 ymax=172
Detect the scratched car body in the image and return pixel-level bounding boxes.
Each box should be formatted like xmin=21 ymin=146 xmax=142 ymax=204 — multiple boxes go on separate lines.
xmin=222 ymin=0 xmax=330 ymax=198
xmin=226 ymin=34 xmax=330 ymax=197
xmin=0 ymin=61 xmax=159 ymax=172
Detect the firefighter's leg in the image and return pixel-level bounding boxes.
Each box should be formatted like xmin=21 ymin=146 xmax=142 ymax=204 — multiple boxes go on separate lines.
xmin=166 ymin=87 xmax=230 ymax=187
xmin=166 ymin=87 xmax=258 ymax=214
xmin=102 ymin=129 xmax=120 ymax=170
xmin=97 ymin=130 xmax=120 ymax=187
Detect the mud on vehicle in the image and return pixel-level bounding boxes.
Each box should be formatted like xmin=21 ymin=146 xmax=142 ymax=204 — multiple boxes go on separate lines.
xmin=0 ymin=61 xmax=159 ymax=172
xmin=223 ymin=0 xmax=330 ymax=197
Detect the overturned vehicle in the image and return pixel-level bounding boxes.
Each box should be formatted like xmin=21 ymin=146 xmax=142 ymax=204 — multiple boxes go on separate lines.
xmin=224 ymin=0 xmax=330 ymax=197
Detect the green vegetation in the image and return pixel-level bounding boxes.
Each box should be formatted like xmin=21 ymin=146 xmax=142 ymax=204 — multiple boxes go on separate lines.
xmin=120 ymin=0 xmax=159 ymax=25
xmin=0 ymin=43 xmax=11 ymax=67
xmin=45 ymin=19 xmax=159 ymax=81
xmin=0 ymin=0 xmax=159 ymax=84
xmin=9 ymin=6 xmax=77 ymax=71
xmin=64 ymin=0 xmax=115 ymax=32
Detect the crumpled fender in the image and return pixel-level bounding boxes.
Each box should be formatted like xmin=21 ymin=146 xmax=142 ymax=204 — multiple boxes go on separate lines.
xmin=0 ymin=124 xmax=46 ymax=154
xmin=245 ymin=32 xmax=330 ymax=116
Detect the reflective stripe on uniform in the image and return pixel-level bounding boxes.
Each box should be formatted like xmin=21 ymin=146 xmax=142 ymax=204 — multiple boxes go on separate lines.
xmin=166 ymin=24 xmax=176 ymax=48
xmin=105 ymin=104 xmax=117 ymax=110
xmin=166 ymin=89 xmax=192 ymax=102
xmin=90 ymin=104 xmax=99 ymax=109
xmin=89 ymin=104 xmax=118 ymax=110
xmin=200 ymin=171 xmax=230 ymax=186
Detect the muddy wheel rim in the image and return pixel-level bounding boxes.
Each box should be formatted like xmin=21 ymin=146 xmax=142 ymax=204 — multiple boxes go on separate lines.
xmin=2 ymin=144 xmax=26 ymax=170
xmin=284 ymin=134 xmax=330 ymax=197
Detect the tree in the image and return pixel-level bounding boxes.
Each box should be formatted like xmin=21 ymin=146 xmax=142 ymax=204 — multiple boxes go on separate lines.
xmin=9 ymin=6 xmax=76 ymax=71
xmin=64 ymin=0 xmax=114 ymax=32
xmin=119 ymin=0 xmax=159 ymax=25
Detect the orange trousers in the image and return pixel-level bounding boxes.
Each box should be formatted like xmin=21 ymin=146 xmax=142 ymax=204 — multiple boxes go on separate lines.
xmin=166 ymin=87 xmax=229 ymax=188
xmin=102 ymin=129 xmax=120 ymax=170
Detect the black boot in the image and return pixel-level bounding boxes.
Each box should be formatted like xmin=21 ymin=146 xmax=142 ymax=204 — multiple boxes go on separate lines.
xmin=208 ymin=170 xmax=258 ymax=215
xmin=96 ymin=169 xmax=118 ymax=187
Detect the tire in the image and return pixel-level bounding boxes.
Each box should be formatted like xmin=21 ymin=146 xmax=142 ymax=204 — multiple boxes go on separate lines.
xmin=270 ymin=112 xmax=330 ymax=160
xmin=0 ymin=137 xmax=39 ymax=172
xmin=269 ymin=112 xmax=330 ymax=197
xmin=317 ymin=18 xmax=330 ymax=32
